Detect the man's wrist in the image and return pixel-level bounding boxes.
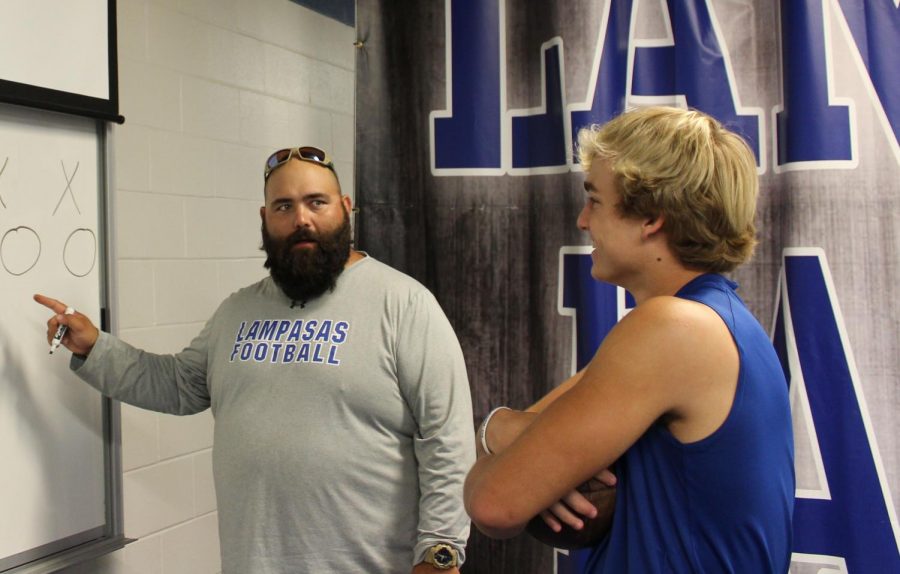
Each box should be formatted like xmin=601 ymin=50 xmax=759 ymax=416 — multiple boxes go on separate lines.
xmin=420 ymin=543 xmax=460 ymax=570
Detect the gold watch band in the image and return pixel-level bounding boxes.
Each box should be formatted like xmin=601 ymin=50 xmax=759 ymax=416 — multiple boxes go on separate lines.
xmin=424 ymin=543 xmax=458 ymax=569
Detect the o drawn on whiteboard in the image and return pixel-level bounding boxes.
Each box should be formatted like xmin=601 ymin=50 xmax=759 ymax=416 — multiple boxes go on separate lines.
xmin=0 ymin=156 xmax=8 ymax=208
xmin=1 ymin=226 xmax=42 ymax=276
xmin=63 ymin=227 xmax=97 ymax=277
xmin=53 ymin=160 xmax=81 ymax=215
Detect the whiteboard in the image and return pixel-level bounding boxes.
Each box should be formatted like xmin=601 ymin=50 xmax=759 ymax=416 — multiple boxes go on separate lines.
xmin=0 ymin=105 xmax=110 ymax=571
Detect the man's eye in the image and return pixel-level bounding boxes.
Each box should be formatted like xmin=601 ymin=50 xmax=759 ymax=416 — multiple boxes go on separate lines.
xmin=275 ymin=204 xmax=291 ymax=211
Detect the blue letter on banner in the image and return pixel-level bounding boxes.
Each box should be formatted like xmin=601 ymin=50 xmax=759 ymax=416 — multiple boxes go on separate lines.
xmin=431 ymin=0 xmax=502 ymax=172
xmin=511 ymin=40 xmax=568 ymax=170
xmin=568 ymin=0 xmax=634 ymax=148
xmin=775 ymin=0 xmax=854 ymax=167
xmin=835 ymin=0 xmax=900 ymax=151
xmin=774 ymin=249 xmax=899 ymax=571
xmin=630 ymin=0 xmax=763 ymax=164
xmin=559 ymin=248 xmax=620 ymax=370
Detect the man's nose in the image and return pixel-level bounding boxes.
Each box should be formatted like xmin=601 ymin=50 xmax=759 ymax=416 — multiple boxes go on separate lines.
xmin=293 ymin=205 xmax=313 ymax=228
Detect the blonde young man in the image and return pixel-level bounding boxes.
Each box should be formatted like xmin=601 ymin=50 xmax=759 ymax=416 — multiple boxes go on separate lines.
xmin=465 ymin=107 xmax=795 ymax=572
xmin=36 ymin=148 xmax=474 ymax=574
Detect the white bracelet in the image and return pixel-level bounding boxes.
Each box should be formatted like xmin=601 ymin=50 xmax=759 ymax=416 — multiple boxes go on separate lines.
xmin=479 ymin=406 xmax=511 ymax=455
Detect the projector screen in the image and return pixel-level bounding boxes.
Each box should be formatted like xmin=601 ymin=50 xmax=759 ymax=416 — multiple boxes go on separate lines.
xmin=0 ymin=0 xmax=121 ymax=123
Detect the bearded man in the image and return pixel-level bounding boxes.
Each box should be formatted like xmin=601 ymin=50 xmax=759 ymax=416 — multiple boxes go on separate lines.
xmin=35 ymin=147 xmax=475 ymax=574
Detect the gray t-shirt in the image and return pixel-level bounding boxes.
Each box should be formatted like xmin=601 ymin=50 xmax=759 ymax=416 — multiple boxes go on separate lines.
xmin=74 ymin=256 xmax=475 ymax=573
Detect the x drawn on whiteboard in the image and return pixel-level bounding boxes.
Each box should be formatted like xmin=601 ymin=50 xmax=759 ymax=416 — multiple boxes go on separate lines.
xmin=0 ymin=156 xmax=8 ymax=208
xmin=53 ymin=160 xmax=81 ymax=215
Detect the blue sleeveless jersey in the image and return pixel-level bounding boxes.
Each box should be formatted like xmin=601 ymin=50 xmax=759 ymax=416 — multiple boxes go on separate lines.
xmin=586 ymin=274 xmax=795 ymax=573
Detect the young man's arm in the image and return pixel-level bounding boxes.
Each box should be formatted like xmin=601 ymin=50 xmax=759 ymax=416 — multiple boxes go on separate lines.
xmin=477 ymin=369 xmax=614 ymax=532
xmin=476 ymin=369 xmax=585 ymax=459
xmin=527 ymin=369 xmax=586 ymax=413
xmin=464 ymin=296 xmax=739 ymax=539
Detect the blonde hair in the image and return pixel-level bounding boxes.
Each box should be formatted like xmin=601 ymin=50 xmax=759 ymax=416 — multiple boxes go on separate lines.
xmin=577 ymin=106 xmax=758 ymax=273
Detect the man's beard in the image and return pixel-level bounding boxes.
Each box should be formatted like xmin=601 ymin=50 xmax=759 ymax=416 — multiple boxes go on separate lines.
xmin=261 ymin=209 xmax=352 ymax=304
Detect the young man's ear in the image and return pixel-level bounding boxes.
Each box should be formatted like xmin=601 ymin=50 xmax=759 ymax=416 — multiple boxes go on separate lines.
xmin=260 ymin=205 xmax=266 ymax=221
xmin=642 ymin=214 xmax=665 ymax=240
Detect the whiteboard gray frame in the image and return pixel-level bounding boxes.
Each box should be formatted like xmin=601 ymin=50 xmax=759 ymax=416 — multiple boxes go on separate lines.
xmin=0 ymin=116 xmax=128 ymax=574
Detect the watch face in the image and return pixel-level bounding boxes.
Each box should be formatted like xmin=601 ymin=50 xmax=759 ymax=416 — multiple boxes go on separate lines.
xmin=434 ymin=547 xmax=454 ymax=567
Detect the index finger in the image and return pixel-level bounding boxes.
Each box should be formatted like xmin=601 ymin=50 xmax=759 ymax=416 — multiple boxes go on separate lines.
xmin=33 ymin=294 xmax=69 ymax=314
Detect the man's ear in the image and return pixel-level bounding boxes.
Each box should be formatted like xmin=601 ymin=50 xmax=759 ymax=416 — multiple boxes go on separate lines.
xmin=341 ymin=194 xmax=352 ymax=214
xmin=642 ymin=213 xmax=665 ymax=240
xmin=259 ymin=205 xmax=266 ymax=221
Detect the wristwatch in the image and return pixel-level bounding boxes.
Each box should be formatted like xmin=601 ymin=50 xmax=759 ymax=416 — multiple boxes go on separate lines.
xmin=424 ymin=543 xmax=459 ymax=570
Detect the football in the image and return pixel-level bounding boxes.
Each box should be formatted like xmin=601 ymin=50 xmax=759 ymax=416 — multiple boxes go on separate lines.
xmin=525 ymin=479 xmax=616 ymax=550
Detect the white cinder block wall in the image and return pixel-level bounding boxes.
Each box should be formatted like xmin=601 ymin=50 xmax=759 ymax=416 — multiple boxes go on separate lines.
xmin=67 ymin=1 xmax=355 ymax=572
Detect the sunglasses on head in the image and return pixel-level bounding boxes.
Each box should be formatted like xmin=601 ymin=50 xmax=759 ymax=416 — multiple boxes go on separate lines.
xmin=264 ymin=146 xmax=336 ymax=180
